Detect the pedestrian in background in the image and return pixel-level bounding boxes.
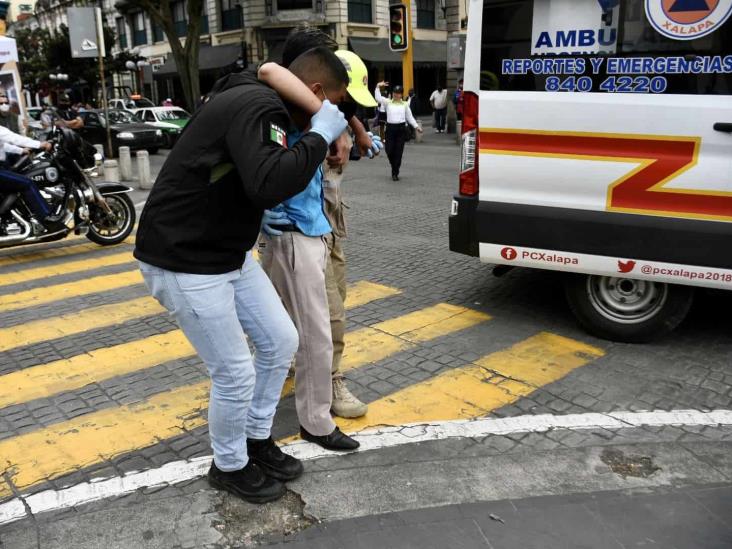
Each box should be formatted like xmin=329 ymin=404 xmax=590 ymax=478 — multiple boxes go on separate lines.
xmin=454 ymin=78 xmax=464 ymax=121
xmin=0 ymin=94 xmax=20 ymax=134
xmin=430 ymin=85 xmax=448 ymax=133
xmin=375 ymin=81 xmax=421 ymax=181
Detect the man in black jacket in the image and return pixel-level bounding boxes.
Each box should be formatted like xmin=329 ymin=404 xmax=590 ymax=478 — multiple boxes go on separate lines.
xmin=135 ymin=47 xmax=348 ymax=504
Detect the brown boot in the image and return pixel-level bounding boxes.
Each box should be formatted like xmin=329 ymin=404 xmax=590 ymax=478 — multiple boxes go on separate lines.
xmin=331 ymin=378 xmax=367 ymax=418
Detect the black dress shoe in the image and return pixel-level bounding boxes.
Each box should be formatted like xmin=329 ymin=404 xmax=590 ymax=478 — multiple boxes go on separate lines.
xmin=247 ymin=436 xmax=304 ymax=481
xmin=300 ymin=426 xmax=360 ymax=451
xmin=207 ymin=461 xmax=286 ymax=504
xmin=391 ymin=174 xmax=399 ymax=181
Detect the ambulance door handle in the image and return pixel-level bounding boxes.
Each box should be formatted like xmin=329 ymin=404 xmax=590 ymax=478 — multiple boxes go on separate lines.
xmin=713 ymin=122 xmax=732 ymax=133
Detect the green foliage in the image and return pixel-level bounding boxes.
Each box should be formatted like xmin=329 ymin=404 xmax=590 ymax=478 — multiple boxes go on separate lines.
xmin=15 ymin=23 xmax=123 ymax=94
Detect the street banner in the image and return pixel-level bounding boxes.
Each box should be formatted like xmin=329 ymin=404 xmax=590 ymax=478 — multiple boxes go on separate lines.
xmin=0 ymin=36 xmax=18 ymax=64
xmin=68 ymin=7 xmax=102 ymax=58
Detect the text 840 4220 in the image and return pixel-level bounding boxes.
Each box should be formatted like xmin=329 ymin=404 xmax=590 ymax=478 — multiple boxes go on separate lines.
xmin=544 ymin=75 xmax=668 ymax=93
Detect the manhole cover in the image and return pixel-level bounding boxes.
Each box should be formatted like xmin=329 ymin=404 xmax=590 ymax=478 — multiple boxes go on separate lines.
xmin=600 ymin=448 xmax=661 ymax=479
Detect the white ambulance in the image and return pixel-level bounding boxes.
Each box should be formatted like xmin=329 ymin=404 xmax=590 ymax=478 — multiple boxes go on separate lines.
xmin=449 ymin=0 xmax=732 ymax=342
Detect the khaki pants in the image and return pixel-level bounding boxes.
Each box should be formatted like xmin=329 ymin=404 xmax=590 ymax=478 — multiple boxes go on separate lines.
xmin=324 ymin=232 xmax=346 ymax=378
xmin=260 ymin=232 xmax=336 ymax=436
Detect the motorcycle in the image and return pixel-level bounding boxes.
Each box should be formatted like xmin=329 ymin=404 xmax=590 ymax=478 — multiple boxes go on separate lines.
xmin=0 ymin=127 xmax=136 ymax=249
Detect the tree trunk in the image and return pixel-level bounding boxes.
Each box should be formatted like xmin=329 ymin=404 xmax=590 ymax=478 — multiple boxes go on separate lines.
xmin=129 ymin=0 xmax=204 ymax=112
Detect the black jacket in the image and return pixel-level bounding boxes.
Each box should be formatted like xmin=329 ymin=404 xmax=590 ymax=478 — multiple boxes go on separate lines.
xmin=134 ymin=72 xmax=328 ymax=274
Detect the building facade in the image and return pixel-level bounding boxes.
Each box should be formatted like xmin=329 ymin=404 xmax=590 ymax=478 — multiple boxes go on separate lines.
xmin=25 ymin=0 xmax=465 ymax=115
xmin=106 ymin=0 xmax=455 ymax=111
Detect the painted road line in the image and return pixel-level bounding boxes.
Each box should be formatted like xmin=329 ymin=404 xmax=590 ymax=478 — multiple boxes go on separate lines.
xmin=2 ymin=409 xmax=731 ymax=525
xmin=335 ymin=332 xmax=604 ymax=432
xmin=0 ymin=238 xmax=133 ymax=269
xmin=0 ymin=270 xmax=145 ymax=313
xmin=0 ymin=303 xmax=488 ymax=496
xmin=0 ymin=382 xmax=210 ymax=499
xmin=0 ymin=251 xmax=134 ymax=288
xmin=281 ymin=303 xmax=491 ymax=396
xmin=0 ymin=296 xmax=165 ymax=353
xmin=0 ymin=281 xmax=401 ymax=408
xmin=344 ymin=280 xmax=401 ymax=309
xmin=0 ymin=331 xmax=194 ymax=409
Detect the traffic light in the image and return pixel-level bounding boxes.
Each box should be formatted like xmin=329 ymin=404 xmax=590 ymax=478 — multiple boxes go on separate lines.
xmin=389 ymin=4 xmax=409 ymax=52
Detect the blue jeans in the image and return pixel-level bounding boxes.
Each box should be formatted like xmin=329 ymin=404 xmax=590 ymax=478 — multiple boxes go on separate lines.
xmin=139 ymin=252 xmax=299 ymax=471
xmin=0 ymin=168 xmax=50 ymax=218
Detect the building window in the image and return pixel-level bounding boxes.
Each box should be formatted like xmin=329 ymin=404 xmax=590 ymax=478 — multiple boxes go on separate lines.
xmin=220 ymin=0 xmax=242 ymax=31
xmin=277 ymin=0 xmax=312 ymax=10
xmin=116 ymin=17 xmax=127 ymax=49
xmin=416 ymin=0 xmax=435 ymax=29
xmin=200 ymin=14 xmax=209 ymax=34
xmin=152 ymin=20 xmax=164 ymax=42
xmin=131 ymin=12 xmax=147 ymax=46
xmin=347 ymin=0 xmax=372 ymax=23
xmin=172 ymin=1 xmax=187 ymax=37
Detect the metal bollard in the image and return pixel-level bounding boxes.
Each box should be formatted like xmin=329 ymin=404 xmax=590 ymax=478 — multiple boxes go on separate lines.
xmin=136 ymin=150 xmax=152 ymax=190
xmin=93 ymin=144 xmax=105 ymax=176
xmin=118 ymin=146 xmax=132 ymax=181
xmin=103 ymin=160 xmax=120 ymax=182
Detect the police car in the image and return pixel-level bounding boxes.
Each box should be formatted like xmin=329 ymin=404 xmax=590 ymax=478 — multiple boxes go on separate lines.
xmin=449 ymin=0 xmax=732 ymax=342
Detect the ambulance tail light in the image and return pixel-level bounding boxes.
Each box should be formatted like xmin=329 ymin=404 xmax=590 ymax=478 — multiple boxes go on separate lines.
xmin=459 ymin=91 xmax=479 ymax=196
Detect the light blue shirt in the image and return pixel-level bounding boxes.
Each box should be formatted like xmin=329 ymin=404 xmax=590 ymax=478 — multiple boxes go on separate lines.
xmin=271 ymin=130 xmax=331 ymax=237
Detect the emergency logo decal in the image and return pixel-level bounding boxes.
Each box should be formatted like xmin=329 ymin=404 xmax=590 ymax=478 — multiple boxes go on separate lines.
xmin=645 ymin=0 xmax=732 ymax=40
xmin=480 ymin=129 xmax=732 ymax=222
xmin=269 ymin=123 xmax=287 ymax=148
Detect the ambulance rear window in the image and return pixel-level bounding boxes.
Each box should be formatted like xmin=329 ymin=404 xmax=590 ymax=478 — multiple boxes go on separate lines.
xmin=480 ymin=0 xmax=732 ymax=95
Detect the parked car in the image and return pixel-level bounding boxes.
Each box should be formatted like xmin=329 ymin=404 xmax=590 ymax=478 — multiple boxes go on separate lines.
xmin=133 ymin=106 xmax=191 ymax=147
xmin=78 ymin=109 xmax=164 ymax=157
xmin=109 ymin=95 xmax=155 ymax=111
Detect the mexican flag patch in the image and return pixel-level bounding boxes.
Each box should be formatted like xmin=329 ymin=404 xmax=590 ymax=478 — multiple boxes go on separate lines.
xmin=270 ymin=123 xmax=287 ymax=148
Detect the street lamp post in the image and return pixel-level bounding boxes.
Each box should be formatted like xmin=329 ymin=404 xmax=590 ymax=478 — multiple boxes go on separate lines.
xmin=125 ymin=60 xmax=149 ymax=96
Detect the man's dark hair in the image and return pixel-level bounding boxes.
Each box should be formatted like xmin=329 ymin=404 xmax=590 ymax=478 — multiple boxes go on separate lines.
xmin=282 ymin=24 xmax=338 ymax=68
xmin=288 ymin=46 xmax=349 ymax=91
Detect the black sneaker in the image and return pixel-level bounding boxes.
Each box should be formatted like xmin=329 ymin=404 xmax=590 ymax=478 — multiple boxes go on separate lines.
xmin=207 ymin=461 xmax=286 ymax=504
xmin=247 ymin=437 xmax=304 ymax=481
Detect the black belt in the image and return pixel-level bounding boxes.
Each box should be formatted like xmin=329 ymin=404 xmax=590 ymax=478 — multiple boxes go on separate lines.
xmin=277 ymin=224 xmax=302 ymax=233
xmin=386 ymin=122 xmax=407 ymax=128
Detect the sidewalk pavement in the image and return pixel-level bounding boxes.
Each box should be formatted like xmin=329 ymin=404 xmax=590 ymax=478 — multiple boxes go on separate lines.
xmin=269 ymin=484 xmax=732 ymax=548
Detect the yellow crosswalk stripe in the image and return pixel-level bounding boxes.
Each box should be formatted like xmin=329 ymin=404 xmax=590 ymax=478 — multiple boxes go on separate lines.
xmin=0 ymin=296 xmax=165 ymax=353
xmin=0 ymin=302 xmax=489 ymax=496
xmin=344 ymin=280 xmax=401 ymax=309
xmin=281 ymin=304 xmax=491 ymax=396
xmin=0 ymin=331 xmax=194 ymax=409
xmin=0 ymin=381 xmax=210 ymax=498
xmin=0 ymin=238 xmax=133 ymax=269
xmin=0 ymin=251 xmax=134 ymax=288
xmin=0 ymin=270 xmax=145 ymax=312
xmin=0 ymin=277 xmax=401 ymax=353
xmin=0 ymin=281 xmax=402 ymax=407
xmin=335 ymin=332 xmax=604 ymax=432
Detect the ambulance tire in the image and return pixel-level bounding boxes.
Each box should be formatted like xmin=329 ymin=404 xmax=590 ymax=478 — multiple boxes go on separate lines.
xmin=564 ymin=274 xmax=694 ymax=343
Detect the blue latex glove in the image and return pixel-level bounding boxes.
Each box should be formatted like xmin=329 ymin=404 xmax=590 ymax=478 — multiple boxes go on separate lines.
xmin=366 ymin=132 xmax=383 ymax=158
xmin=309 ymin=100 xmax=347 ymax=145
xmin=261 ymin=209 xmax=290 ymax=237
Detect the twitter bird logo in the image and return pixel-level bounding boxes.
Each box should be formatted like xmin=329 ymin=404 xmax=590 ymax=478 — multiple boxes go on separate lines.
xmin=617 ymin=260 xmax=636 ymax=273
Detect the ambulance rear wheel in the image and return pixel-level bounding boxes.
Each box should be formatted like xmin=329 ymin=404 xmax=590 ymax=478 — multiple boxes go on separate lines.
xmin=564 ymin=274 xmax=694 ymax=343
